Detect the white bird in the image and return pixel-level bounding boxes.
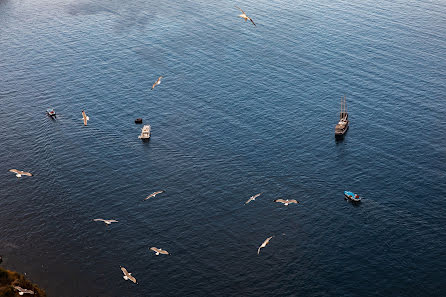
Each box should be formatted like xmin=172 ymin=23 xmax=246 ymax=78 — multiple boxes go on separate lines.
xmin=245 ymin=192 xmax=263 ymax=204
xmin=151 ymin=76 xmax=163 ymax=90
xmin=150 ymin=247 xmax=169 ymax=255
xmin=93 ymin=219 xmax=118 ymax=225
xmin=144 ymin=190 xmax=165 ymax=200
xmin=257 ymin=236 xmax=273 ymax=255
xmin=235 ymin=6 xmax=256 ymax=26
xmin=274 ymin=198 xmax=300 ymax=206
xmin=81 ymin=110 xmax=89 ymax=126
xmin=13 ymin=286 xmax=34 ymax=295
xmin=120 ymin=266 xmax=137 ymax=284
xmin=9 ymin=169 xmax=33 ymax=178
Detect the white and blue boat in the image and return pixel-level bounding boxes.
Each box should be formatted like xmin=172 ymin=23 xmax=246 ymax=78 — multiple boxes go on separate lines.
xmin=344 ymin=191 xmax=361 ymax=202
xmin=46 ymin=108 xmax=56 ymax=117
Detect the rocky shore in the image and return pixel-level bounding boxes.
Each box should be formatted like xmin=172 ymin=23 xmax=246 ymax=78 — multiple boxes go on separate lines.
xmin=0 ymin=267 xmax=46 ymax=297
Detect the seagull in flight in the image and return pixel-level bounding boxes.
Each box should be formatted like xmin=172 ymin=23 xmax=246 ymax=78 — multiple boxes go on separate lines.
xmin=81 ymin=110 xmax=89 ymax=126
xmin=93 ymin=219 xmax=118 ymax=225
xmin=257 ymin=236 xmax=273 ymax=255
xmin=145 ymin=190 xmax=165 ymax=200
xmin=235 ymin=6 xmax=256 ymax=26
xmin=152 ymin=76 xmax=163 ymax=90
xmin=120 ymin=266 xmax=137 ymax=284
xmin=150 ymin=247 xmax=170 ymax=255
xmin=9 ymin=169 xmax=33 ymax=178
xmin=245 ymin=192 xmax=263 ymax=204
xmin=13 ymin=286 xmax=35 ymax=295
xmin=274 ymin=198 xmax=300 ymax=206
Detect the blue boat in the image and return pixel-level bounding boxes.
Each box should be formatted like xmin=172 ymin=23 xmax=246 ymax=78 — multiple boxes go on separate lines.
xmin=344 ymin=191 xmax=361 ymax=202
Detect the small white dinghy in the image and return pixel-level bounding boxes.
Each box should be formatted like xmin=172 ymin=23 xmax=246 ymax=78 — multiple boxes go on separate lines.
xmin=138 ymin=125 xmax=151 ymax=140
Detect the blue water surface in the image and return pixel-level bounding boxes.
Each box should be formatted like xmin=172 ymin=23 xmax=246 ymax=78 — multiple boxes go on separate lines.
xmin=0 ymin=0 xmax=445 ymax=296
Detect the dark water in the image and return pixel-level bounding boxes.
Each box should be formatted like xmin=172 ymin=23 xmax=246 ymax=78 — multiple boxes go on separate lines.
xmin=1 ymin=0 xmax=446 ymax=296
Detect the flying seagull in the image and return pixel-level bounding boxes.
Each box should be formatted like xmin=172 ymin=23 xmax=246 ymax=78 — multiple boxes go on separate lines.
xmin=150 ymin=247 xmax=169 ymax=255
xmin=235 ymin=6 xmax=256 ymax=26
xmin=257 ymin=236 xmax=273 ymax=255
xmin=81 ymin=110 xmax=89 ymax=126
xmin=13 ymin=286 xmax=34 ymax=295
xmin=120 ymin=266 xmax=137 ymax=284
xmin=93 ymin=219 xmax=118 ymax=225
xmin=9 ymin=169 xmax=33 ymax=178
xmin=245 ymin=192 xmax=263 ymax=204
xmin=145 ymin=190 xmax=165 ymax=200
xmin=152 ymin=76 xmax=163 ymax=90
xmin=274 ymin=198 xmax=299 ymax=206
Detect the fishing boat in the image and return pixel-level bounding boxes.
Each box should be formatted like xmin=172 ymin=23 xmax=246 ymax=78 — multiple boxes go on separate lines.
xmin=344 ymin=191 xmax=361 ymax=202
xmin=335 ymin=96 xmax=349 ymax=137
xmin=138 ymin=125 xmax=151 ymax=140
xmin=46 ymin=108 xmax=56 ymax=117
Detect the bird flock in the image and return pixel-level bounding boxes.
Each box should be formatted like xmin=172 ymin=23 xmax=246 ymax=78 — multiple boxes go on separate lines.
xmin=7 ymin=5 xmax=306 ymax=290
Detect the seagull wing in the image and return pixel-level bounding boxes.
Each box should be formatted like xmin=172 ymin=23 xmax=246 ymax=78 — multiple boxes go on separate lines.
xmin=274 ymin=198 xmax=286 ymax=204
xmin=145 ymin=190 xmax=164 ymax=200
xmin=21 ymin=171 xmax=33 ymax=176
xmin=108 ymin=220 xmax=118 ymax=223
xmin=121 ymin=266 xmax=129 ymax=276
xmin=258 ymin=236 xmax=273 ymax=254
xmin=13 ymin=286 xmax=24 ymax=292
xmin=152 ymin=76 xmax=163 ymax=90
xmin=150 ymin=247 xmax=159 ymax=252
xmin=153 ymin=190 xmax=165 ymax=196
xmin=249 ymin=17 xmax=256 ymax=26
xmin=128 ymin=274 xmax=137 ymax=283
xmin=9 ymin=169 xmax=20 ymax=174
xmin=288 ymin=199 xmax=299 ymax=204
xmin=245 ymin=197 xmax=254 ymax=204
xmin=235 ymin=6 xmax=245 ymax=14
xmin=82 ymin=111 xmax=88 ymax=126
xmin=93 ymin=219 xmax=105 ymax=222
xmin=159 ymin=249 xmax=169 ymax=255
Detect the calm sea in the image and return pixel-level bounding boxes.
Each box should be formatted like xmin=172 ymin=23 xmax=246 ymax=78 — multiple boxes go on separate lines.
xmin=1 ymin=0 xmax=445 ymax=296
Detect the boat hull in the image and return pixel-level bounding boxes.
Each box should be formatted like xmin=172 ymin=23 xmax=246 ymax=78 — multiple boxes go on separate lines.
xmin=335 ymin=125 xmax=349 ymax=137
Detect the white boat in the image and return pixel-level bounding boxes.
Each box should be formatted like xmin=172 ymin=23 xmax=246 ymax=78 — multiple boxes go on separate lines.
xmin=138 ymin=125 xmax=151 ymax=140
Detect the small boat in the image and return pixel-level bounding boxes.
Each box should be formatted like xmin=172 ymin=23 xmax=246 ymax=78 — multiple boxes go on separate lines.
xmin=344 ymin=191 xmax=361 ymax=202
xmin=138 ymin=125 xmax=151 ymax=140
xmin=335 ymin=96 xmax=349 ymax=137
xmin=135 ymin=118 xmax=143 ymax=124
xmin=46 ymin=108 xmax=56 ymax=117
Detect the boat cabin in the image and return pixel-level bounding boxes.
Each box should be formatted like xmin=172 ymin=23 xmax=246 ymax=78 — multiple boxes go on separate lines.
xmin=138 ymin=125 xmax=151 ymax=140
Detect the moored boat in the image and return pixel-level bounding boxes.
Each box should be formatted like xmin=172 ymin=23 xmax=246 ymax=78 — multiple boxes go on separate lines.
xmin=138 ymin=125 xmax=151 ymax=140
xmin=335 ymin=96 xmax=349 ymax=137
xmin=344 ymin=191 xmax=361 ymax=202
